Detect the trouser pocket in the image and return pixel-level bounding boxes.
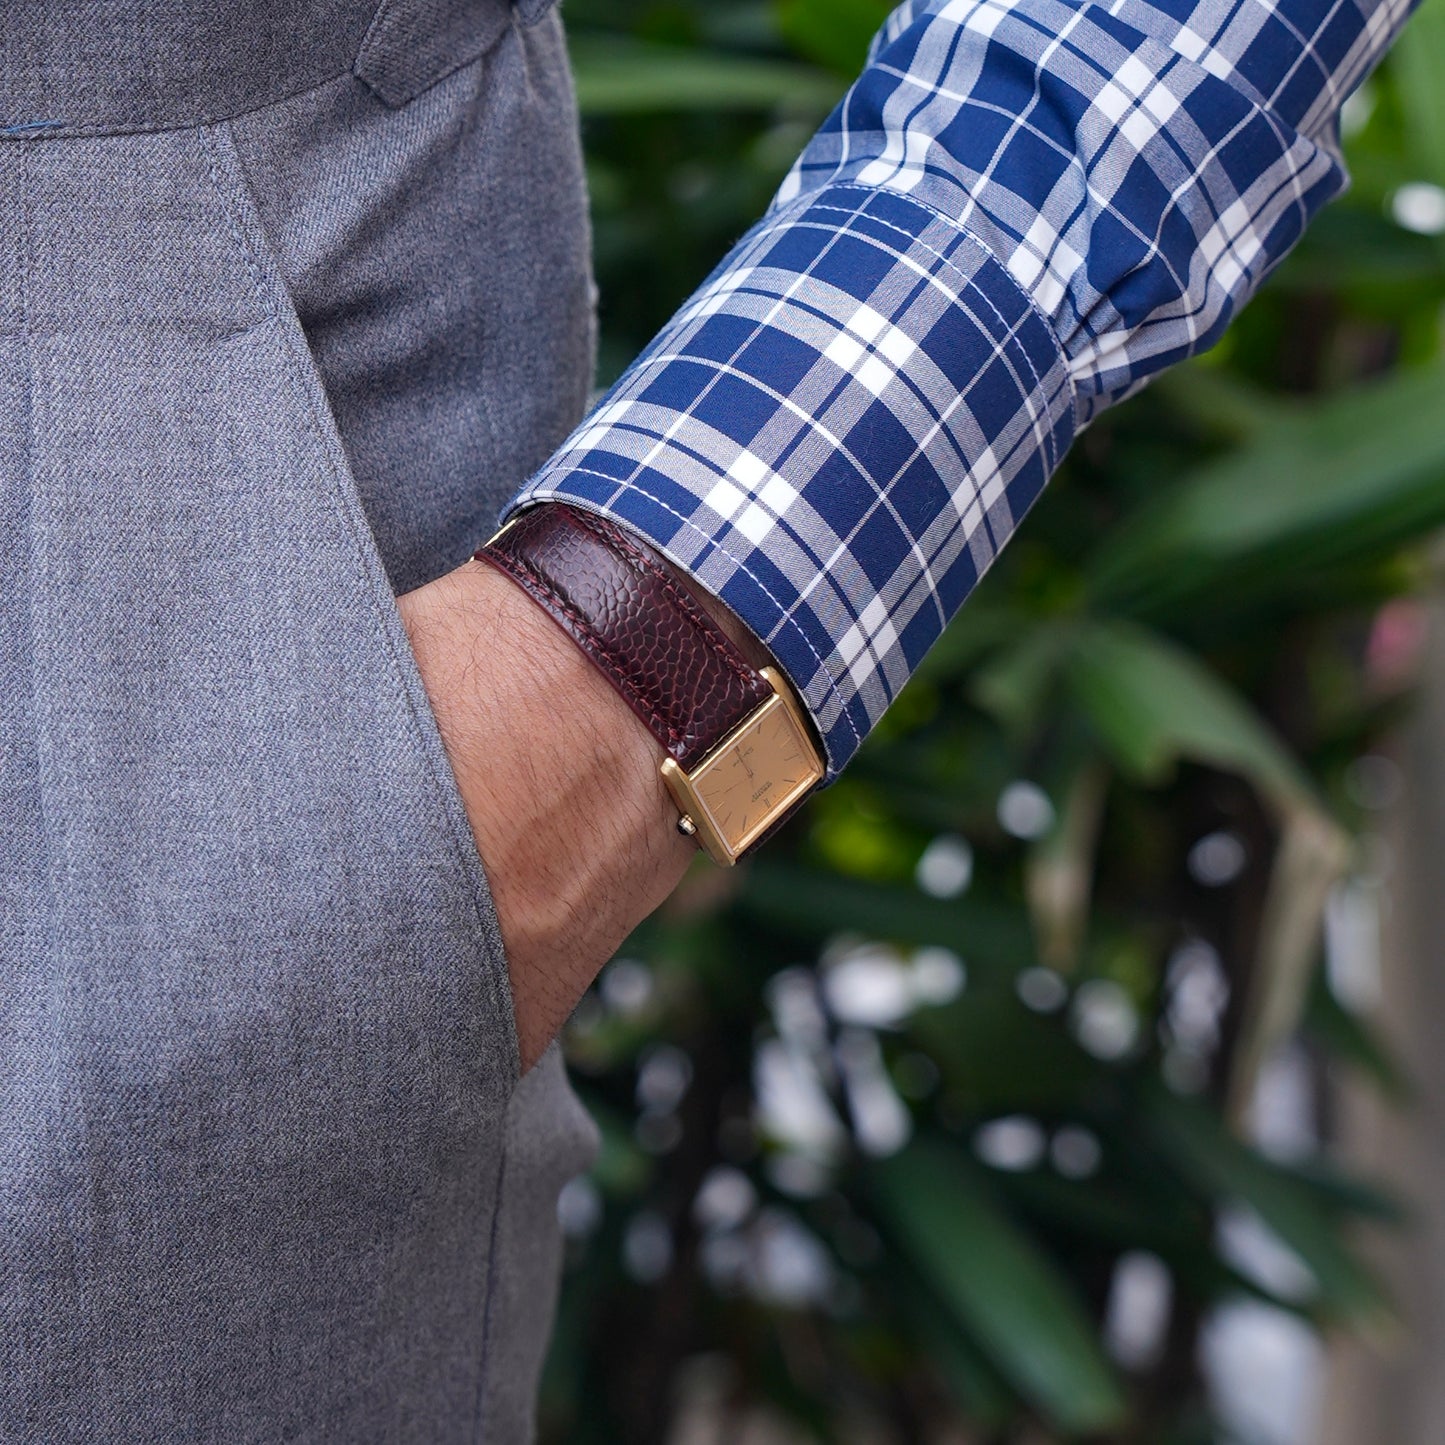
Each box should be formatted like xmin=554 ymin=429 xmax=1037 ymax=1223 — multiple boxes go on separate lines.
xmin=0 ymin=119 xmax=522 ymax=1442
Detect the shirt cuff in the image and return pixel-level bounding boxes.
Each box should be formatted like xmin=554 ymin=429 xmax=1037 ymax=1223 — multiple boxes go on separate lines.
xmin=505 ymin=184 xmax=1075 ymax=778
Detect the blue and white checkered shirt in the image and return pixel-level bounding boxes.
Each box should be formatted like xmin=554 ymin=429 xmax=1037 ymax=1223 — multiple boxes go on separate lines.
xmin=508 ymin=0 xmax=1415 ymax=777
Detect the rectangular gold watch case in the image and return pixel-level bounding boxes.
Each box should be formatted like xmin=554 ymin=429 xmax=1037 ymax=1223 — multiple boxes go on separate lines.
xmin=660 ymin=667 xmax=825 ymax=866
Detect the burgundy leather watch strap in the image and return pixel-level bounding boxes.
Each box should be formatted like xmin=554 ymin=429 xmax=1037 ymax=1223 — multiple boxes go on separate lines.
xmin=475 ymin=504 xmax=775 ymax=771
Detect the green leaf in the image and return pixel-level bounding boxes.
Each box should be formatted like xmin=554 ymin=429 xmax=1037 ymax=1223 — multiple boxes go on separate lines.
xmin=777 ymin=0 xmax=895 ymax=74
xmin=1140 ymin=1084 xmax=1396 ymax=1335
xmin=997 ymin=1166 xmax=1196 ymax=1253
xmin=1285 ymin=1160 xmax=1409 ymax=1227
xmin=870 ymin=1138 xmax=1128 ymax=1432
xmin=1088 ymin=362 xmax=1445 ymax=618
xmin=906 ymin=990 xmax=1103 ymax=1112
xmin=1274 ymin=204 xmax=1445 ymax=289
xmin=971 ymin=624 xmax=1072 ymax=735
xmin=895 ymin=1270 xmax=1017 ymax=1429
xmin=741 ymin=859 xmax=1034 ymax=976
xmin=1065 ymin=619 xmax=1314 ymax=810
xmin=570 ymin=36 xmax=843 ymax=114
xmin=1393 ymin=0 xmax=1445 ymax=190
xmin=1152 ymin=363 xmax=1294 ymax=443
xmin=909 ymin=602 xmax=1028 ymax=686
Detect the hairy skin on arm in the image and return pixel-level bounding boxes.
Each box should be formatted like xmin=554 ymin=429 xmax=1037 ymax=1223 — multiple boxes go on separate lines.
xmin=398 ymin=553 xmax=770 ymax=1072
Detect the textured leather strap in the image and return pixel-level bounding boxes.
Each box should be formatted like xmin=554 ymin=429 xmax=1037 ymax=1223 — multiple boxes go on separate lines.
xmin=475 ymin=504 xmax=775 ymax=770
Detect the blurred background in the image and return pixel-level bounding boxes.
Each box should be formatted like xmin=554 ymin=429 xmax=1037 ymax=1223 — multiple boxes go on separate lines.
xmin=538 ymin=2 xmax=1445 ymax=1440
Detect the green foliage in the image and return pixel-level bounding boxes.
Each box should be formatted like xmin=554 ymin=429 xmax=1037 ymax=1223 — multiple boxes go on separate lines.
xmin=1138 ymin=1085 xmax=1395 ymax=1336
xmin=777 ymin=0 xmax=895 ymax=73
xmin=1089 ymin=361 xmax=1445 ymax=622
xmin=570 ymin=35 xmax=841 ymax=113
xmin=1393 ymin=0 xmax=1445 ymax=188
xmin=1064 ymin=620 xmax=1314 ymax=805
xmin=872 ymin=1139 xmax=1129 ymax=1431
xmin=542 ymin=3 xmax=1444 ymax=1441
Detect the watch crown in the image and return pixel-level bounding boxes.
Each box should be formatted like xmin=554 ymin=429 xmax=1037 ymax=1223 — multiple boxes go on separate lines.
xmin=677 ymin=814 xmax=698 ymax=839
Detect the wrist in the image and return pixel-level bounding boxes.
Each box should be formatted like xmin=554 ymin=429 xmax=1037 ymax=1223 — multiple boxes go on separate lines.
xmin=400 ymin=556 xmax=691 ymax=877
xmin=398 ymin=558 xmax=693 ymax=1069
xmin=478 ymin=504 xmax=824 ymax=866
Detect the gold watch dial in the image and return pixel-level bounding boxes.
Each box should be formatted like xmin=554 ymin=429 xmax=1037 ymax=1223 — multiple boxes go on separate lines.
xmin=662 ymin=672 xmax=824 ymax=865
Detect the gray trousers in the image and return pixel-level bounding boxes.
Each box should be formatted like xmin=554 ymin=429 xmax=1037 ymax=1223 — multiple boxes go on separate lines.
xmin=1 ymin=2 xmax=601 ymax=1439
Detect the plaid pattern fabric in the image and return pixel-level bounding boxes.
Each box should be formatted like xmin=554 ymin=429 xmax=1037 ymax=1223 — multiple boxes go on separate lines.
xmin=508 ymin=0 xmax=1414 ymax=775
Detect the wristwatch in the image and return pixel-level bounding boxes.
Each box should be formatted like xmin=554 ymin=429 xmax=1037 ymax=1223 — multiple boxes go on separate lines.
xmin=475 ymin=503 xmax=825 ymax=865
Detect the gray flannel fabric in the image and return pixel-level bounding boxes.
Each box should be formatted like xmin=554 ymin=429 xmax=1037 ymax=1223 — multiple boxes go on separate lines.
xmin=0 ymin=3 xmax=598 ymax=1440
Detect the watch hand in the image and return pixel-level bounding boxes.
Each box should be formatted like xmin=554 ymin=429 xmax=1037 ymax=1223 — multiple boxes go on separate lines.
xmin=736 ymin=746 xmax=754 ymax=780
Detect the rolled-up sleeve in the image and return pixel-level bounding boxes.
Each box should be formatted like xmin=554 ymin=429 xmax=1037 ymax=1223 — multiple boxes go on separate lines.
xmin=506 ymin=0 xmax=1416 ymax=776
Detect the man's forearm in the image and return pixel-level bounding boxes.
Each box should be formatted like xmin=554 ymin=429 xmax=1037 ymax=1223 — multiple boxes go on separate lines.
xmin=507 ymin=0 xmax=1417 ymax=776
xmin=398 ymin=558 xmax=696 ymax=1071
